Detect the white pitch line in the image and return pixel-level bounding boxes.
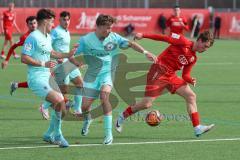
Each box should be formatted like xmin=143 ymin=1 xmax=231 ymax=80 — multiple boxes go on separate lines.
xmin=6 ymin=62 xmax=240 ymax=67
xmin=0 ymin=137 xmax=240 ymax=150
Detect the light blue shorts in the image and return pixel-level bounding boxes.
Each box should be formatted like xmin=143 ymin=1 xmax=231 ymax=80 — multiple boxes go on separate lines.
xmin=83 ymin=72 xmax=113 ymax=98
xmin=28 ymin=73 xmax=53 ymax=99
xmin=64 ymin=68 xmax=81 ymax=85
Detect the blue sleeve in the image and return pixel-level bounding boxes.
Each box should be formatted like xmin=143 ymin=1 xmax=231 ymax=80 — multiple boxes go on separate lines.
xmin=22 ymin=36 xmax=36 ymax=56
xmin=50 ymin=30 xmax=57 ymax=45
xmin=75 ymin=37 xmax=85 ymax=55
xmin=115 ymin=33 xmax=129 ymax=49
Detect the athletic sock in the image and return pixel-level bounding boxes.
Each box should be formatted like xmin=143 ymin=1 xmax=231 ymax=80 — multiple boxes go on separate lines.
xmin=191 ymin=112 xmax=200 ymax=127
xmin=42 ymin=101 xmax=52 ymax=110
xmin=17 ymin=82 xmax=28 ymax=88
xmin=123 ymin=106 xmax=134 ymax=119
xmin=44 ymin=110 xmax=55 ymax=136
xmin=53 ymin=111 xmax=62 ymax=136
xmin=73 ymin=95 xmax=82 ymax=112
xmin=104 ymin=115 xmax=112 ymax=138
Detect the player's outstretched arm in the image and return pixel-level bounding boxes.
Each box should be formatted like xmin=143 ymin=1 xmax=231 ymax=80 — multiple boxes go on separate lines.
xmin=50 ymin=46 xmax=77 ymax=59
xmin=21 ymin=54 xmax=56 ymax=68
xmin=128 ymin=41 xmax=157 ymax=63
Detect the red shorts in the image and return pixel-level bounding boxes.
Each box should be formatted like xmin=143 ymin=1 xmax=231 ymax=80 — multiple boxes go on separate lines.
xmin=4 ymin=28 xmax=13 ymax=40
xmin=144 ymin=64 xmax=186 ymax=97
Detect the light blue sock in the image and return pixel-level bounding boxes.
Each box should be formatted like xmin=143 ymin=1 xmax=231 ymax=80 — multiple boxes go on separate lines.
xmin=53 ymin=111 xmax=62 ymax=136
xmin=44 ymin=110 xmax=55 ymax=136
xmin=43 ymin=100 xmax=52 ymax=110
xmin=104 ymin=115 xmax=112 ymax=137
xmin=73 ymin=95 xmax=82 ymax=112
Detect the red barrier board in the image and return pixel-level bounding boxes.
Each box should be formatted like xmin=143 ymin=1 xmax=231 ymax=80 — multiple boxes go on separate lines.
xmin=215 ymin=12 xmax=240 ymax=39
xmin=0 ymin=8 xmax=210 ymax=35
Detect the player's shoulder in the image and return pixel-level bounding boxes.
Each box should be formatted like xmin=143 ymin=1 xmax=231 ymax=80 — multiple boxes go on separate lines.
xmin=82 ymin=32 xmax=95 ymax=40
xmin=170 ymin=33 xmax=191 ymax=45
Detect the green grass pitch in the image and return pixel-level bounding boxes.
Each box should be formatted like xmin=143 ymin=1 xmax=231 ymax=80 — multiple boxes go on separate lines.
xmin=0 ymin=35 xmax=240 ymax=160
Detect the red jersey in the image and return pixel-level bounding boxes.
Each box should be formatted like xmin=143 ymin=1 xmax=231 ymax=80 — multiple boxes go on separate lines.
xmin=2 ymin=10 xmax=15 ymax=29
xmin=143 ymin=33 xmax=197 ymax=83
xmin=6 ymin=31 xmax=31 ymax=61
xmin=166 ymin=16 xmax=189 ymax=34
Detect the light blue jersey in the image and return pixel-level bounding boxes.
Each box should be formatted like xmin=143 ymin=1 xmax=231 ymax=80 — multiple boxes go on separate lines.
xmin=51 ymin=25 xmax=81 ymax=85
xmin=22 ymin=29 xmax=53 ymax=98
xmin=51 ymin=25 xmax=70 ymax=53
xmin=75 ymin=32 xmax=129 ymax=95
xmin=22 ymin=29 xmax=52 ymax=77
xmin=76 ymin=32 xmax=129 ymax=74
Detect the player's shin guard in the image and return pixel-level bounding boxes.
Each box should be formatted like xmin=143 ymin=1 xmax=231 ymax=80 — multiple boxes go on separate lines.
xmin=43 ymin=101 xmax=52 ymax=110
xmin=73 ymin=95 xmax=82 ymax=113
xmin=53 ymin=111 xmax=62 ymax=136
xmin=17 ymin=82 xmax=28 ymax=88
xmin=104 ymin=115 xmax=112 ymax=138
xmin=123 ymin=106 xmax=134 ymax=119
xmin=191 ymin=112 xmax=200 ymax=127
xmin=44 ymin=110 xmax=55 ymax=136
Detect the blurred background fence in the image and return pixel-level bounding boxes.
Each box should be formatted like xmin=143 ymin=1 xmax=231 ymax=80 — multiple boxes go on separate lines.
xmin=0 ymin=0 xmax=239 ymax=10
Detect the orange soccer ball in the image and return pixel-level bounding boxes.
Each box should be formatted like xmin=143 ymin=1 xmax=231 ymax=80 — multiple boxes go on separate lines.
xmin=145 ymin=110 xmax=163 ymax=127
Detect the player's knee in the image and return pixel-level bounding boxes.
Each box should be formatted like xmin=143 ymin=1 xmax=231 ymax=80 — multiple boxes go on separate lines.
xmin=186 ymin=92 xmax=196 ymax=102
xmin=142 ymin=102 xmax=152 ymax=109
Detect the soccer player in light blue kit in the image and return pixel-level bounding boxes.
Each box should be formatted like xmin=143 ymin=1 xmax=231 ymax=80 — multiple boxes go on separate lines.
xmin=21 ymin=9 xmax=76 ymax=148
xmin=39 ymin=11 xmax=83 ymax=120
xmin=51 ymin=11 xmax=83 ymax=113
xmin=70 ymin=14 xmax=157 ymax=144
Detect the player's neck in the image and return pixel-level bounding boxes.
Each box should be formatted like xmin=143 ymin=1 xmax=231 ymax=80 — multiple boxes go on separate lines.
xmin=38 ymin=26 xmax=48 ymax=37
xmin=192 ymin=42 xmax=197 ymax=52
xmin=95 ymin=31 xmax=105 ymax=41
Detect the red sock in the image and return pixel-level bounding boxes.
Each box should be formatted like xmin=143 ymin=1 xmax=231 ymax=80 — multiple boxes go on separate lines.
xmin=18 ymin=82 xmax=28 ymax=88
xmin=1 ymin=51 xmax=4 ymax=55
xmin=64 ymin=97 xmax=69 ymax=104
xmin=123 ymin=106 xmax=134 ymax=119
xmin=191 ymin=112 xmax=200 ymax=127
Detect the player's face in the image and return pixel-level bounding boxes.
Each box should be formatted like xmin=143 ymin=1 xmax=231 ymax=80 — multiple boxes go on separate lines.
xmin=9 ymin=3 xmax=14 ymax=11
xmin=45 ymin=18 xmax=55 ymax=33
xmin=60 ymin=16 xmax=70 ymax=29
xmin=27 ymin=19 xmax=38 ymax=31
xmin=97 ymin=24 xmax=113 ymax=38
xmin=174 ymin=8 xmax=180 ymax=17
xmin=196 ymin=40 xmax=211 ymax=53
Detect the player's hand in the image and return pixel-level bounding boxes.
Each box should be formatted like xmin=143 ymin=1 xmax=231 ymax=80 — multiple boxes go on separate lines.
xmin=57 ymin=58 xmax=64 ymax=64
xmin=68 ymin=47 xmax=77 ymax=58
xmin=134 ymin=33 xmax=143 ymax=40
xmin=45 ymin=61 xmax=57 ymax=68
xmin=1 ymin=60 xmax=8 ymax=69
xmin=191 ymin=78 xmax=197 ymax=87
xmin=145 ymin=52 xmax=157 ymax=63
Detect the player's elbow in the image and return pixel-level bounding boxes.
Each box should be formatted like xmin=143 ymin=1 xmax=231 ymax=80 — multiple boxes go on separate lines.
xmin=21 ymin=55 xmax=27 ymax=64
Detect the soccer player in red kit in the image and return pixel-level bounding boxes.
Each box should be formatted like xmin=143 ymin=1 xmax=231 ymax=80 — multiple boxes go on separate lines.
xmin=116 ymin=30 xmax=215 ymax=137
xmin=2 ymin=16 xmax=37 ymax=69
xmin=0 ymin=2 xmax=21 ymax=59
xmin=166 ymin=5 xmax=189 ymax=34
xmin=1 ymin=16 xmax=37 ymax=94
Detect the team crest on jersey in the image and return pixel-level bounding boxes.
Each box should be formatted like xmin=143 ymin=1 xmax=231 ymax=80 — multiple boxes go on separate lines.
xmin=104 ymin=42 xmax=117 ymax=51
xmin=178 ymin=55 xmax=188 ymax=65
xmin=24 ymin=43 xmax=32 ymax=52
xmin=189 ymin=56 xmax=195 ymax=62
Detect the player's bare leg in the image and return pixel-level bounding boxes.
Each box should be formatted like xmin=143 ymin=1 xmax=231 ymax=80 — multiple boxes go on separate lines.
xmin=81 ymin=97 xmax=93 ymax=136
xmin=43 ymin=90 xmax=69 ymax=148
xmin=176 ymin=85 xmax=214 ymax=137
xmin=100 ymin=85 xmax=113 ymax=145
xmin=10 ymin=81 xmax=28 ymax=95
xmin=71 ymin=76 xmax=83 ymax=113
xmin=0 ymin=40 xmax=8 ymax=59
xmin=9 ymin=40 xmax=19 ymax=58
xmin=115 ymin=97 xmax=156 ymax=133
